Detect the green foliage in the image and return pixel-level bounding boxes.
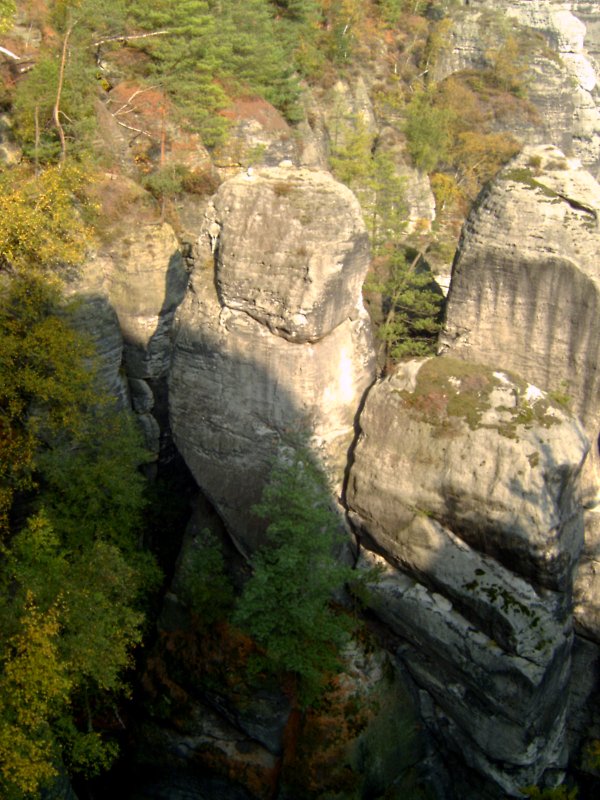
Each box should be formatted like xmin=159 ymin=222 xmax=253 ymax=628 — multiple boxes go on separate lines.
xmin=12 ymin=0 xmax=123 ymax=163
xmin=142 ymin=163 xmax=194 ymax=206
xmin=521 ymin=786 xmax=578 ymax=800
xmin=233 ymin=447 xmax=354 ymax=707
xmin=0 ymin=269 xmax=158 ymax=795
xmin=582 ymin=738 xmax=600 ymax=771
xmin=0 ymin=275 xmax=96 ymax=531
xmin=0 ymin=593 xmax=71 ymax=798
xmin=486 ymin=32 xmax=531 ymax=97
xmin=330 ymin=116 xmax=408 ymax=250
xmin=403 ymin=89 xmax=454 ymax=173
xmin=126 ymin=0 xmax=301 ymax=145
xmin=368 ymin=247 xmax=443 ymax=362
xmin=177 ymin=529 xmax=234 ymax=625
xmin=0 ymin=0 xmax=15 ymax=32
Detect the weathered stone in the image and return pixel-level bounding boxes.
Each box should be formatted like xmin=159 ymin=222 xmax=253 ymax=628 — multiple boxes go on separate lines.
xmin=440 ymin=144 xmax=600 ymax=639
xmin=170 ymin=166 xmax=375 ymax=549
xmin=99 ymin=221 xmax=187 ymax=380
xmin=205 ymin=165 xmax=370 ymax=343
xmin=215 ymin=96 xmax=300 ymax=179
xmin=347 ymin=357 xmax=588 ymax=795
xmin=433 ymin=2 xmax=600 ymax=170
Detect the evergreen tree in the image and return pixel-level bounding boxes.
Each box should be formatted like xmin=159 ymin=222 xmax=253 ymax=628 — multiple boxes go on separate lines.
xmin=233 ymin=448 xmax=353 ymax=707
xmin=368 ymin=246 xmax=443 ymax=363
xmin=403 ymin=88 xmax=454 ymax=173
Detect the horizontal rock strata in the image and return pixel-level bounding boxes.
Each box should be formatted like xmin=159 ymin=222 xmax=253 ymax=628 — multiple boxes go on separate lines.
xmin=347 ymin=357 xmax=588 ymax=796
xmin=170 ymin=166 xmax=376 ymax=550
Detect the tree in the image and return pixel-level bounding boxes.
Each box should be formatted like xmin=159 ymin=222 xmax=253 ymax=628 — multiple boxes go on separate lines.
xmin=0 ymin=274 xmax=97 ymax=533
xmin=368 ymin=246 xmax=443 ymax=364
xmin=233 ymin=447 xmax=353 ymax=707
xmin=330 ymin=116 xmax=408 ymax=250
xmin=0 ymin=265 xmax=158 ymax=794
xmin=12 ymin=1 xmax=124 ymax=164
xmin=0 ymin=164 xmax=92 ymax=274
xmin=403 ymin=88 xmax=454 ymax=173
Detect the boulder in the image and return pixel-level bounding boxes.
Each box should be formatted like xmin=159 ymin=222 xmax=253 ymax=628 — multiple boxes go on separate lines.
xmin=347 ymin=357 xmax=589 ymax=795
xmin=170 ymin=166 xmax=375 ymax=550
xmin=207 ymin=165 xmax=370 ymax=343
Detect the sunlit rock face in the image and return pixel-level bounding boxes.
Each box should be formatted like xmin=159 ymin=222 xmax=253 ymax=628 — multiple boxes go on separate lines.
xmin=433 ymin=1 xmax=600 ymax=171
xmin=441 ymin=144 xmax=600 ymax=639
xmin=347 ymin=357 xmax=589 ymax=797
xmin=170 ymin=166 xmax=376 ymax=551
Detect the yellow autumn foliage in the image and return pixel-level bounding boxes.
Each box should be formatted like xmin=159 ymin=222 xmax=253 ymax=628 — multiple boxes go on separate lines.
xmin=0 ymin=164 xmax=93 ymax=276
xmin=0 ymin=593 xmax=72 ymax=796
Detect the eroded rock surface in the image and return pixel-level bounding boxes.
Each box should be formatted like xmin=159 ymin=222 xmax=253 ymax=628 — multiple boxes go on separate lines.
xmin=170 ymin=166 xmax=375 ymax=550
xmin=441 ymin=144 xmax=600 ymax=638
xmin=347 ymin=357 xmax=588 ymax=796
xmin=67 ymin=179 xmax=186 ymax=457
xmin=434 ymin=1 xmax=600 ymax=170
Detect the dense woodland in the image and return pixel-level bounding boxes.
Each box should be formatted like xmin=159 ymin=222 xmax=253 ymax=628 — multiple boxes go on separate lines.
xmin=0 ymin=1 xmax=556 ymax=797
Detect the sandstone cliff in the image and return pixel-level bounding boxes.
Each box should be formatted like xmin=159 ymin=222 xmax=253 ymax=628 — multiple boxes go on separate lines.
xmin=441 ymin=144 xmax=600 ymax=640
xmin=169 ymin=165 xmax=376 ymax=551
xmin=66 ymin=179 xmax=187 ymax=460
xmin=434 ymin=0 xmax=600 ymax=172
xmin=347 ymin=357 xmax=589 ymax=796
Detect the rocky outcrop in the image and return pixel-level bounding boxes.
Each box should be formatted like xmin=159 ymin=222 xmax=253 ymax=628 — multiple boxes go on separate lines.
xmin=440 ymin=144 xmax=600 ymax=639
xmin=169 ymin=165 xmax=375 ymax=550
xmin=347 ymin=357 xmax=589 ymax=796
xmin=434 ymin=1 xmax=600 ymax=171
xmin=67 ymin=179 xmax=186 ymax=458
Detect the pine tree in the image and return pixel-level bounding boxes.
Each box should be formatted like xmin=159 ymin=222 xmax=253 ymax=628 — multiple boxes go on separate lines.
xmin=233 ymin=448 xmax=353 ymax=707
xmin=369 ymin=247 xmax=443 ymax=364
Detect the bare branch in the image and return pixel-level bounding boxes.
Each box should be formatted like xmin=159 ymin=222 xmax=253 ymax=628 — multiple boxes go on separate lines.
xmin=112 ymin=117 xmax=156 ymax=141
xmin=92 ymin=29 xmax=170 ymax=48
xmin=108 ymin=85 xmax=159 ymax=117
xmin=0 ymin=44 xmax=19 ymax=60
xmin=54 ymin=22 xmax=76 ymax=165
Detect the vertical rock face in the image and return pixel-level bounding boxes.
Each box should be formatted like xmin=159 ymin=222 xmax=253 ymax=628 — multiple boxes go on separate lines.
xmin=67 ymin=182 xmax=186 ymax=458
xmin=441 ymin=145 xmax=600 ymax=638
xmin=442 ymin=145 xmax=600 ymax=432
xmin=434 ymin=1 xmax=600 ymax=171
xmin=347 ymin=357 xmax=589 ymax=796
xmin=169 ymin=166 xmax=376 ymax=550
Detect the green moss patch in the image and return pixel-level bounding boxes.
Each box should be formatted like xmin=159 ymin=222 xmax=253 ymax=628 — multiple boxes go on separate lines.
xmin=502 ymin=167 xmax=561 ymax=200
xmin=397 ymin=357 xmax=563 ymax=438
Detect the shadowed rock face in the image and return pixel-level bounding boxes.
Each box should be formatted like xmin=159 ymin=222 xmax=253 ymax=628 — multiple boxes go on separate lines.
xmin=170 ymin=166 xmax=376 ymax=550
xmin=347 ymin=357 xmax=589 ymax=796
xmin=440 ymin=144 xmax=600 ymax=639
xmin=67 ymin=193 xmax=186 ymax=460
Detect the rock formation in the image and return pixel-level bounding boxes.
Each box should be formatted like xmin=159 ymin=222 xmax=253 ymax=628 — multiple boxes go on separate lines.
xmin=434 ymin=1 xmax=600 ymax=172
xmin=347 ymin=357 xmax=589 ymax=796
xmin=441 ymin=144 xmax=600 ymax=639
xmin=169 ymin=165 xmax=375 ymax=551
xmin=67 ymin=179 xmax=187 ymax=459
